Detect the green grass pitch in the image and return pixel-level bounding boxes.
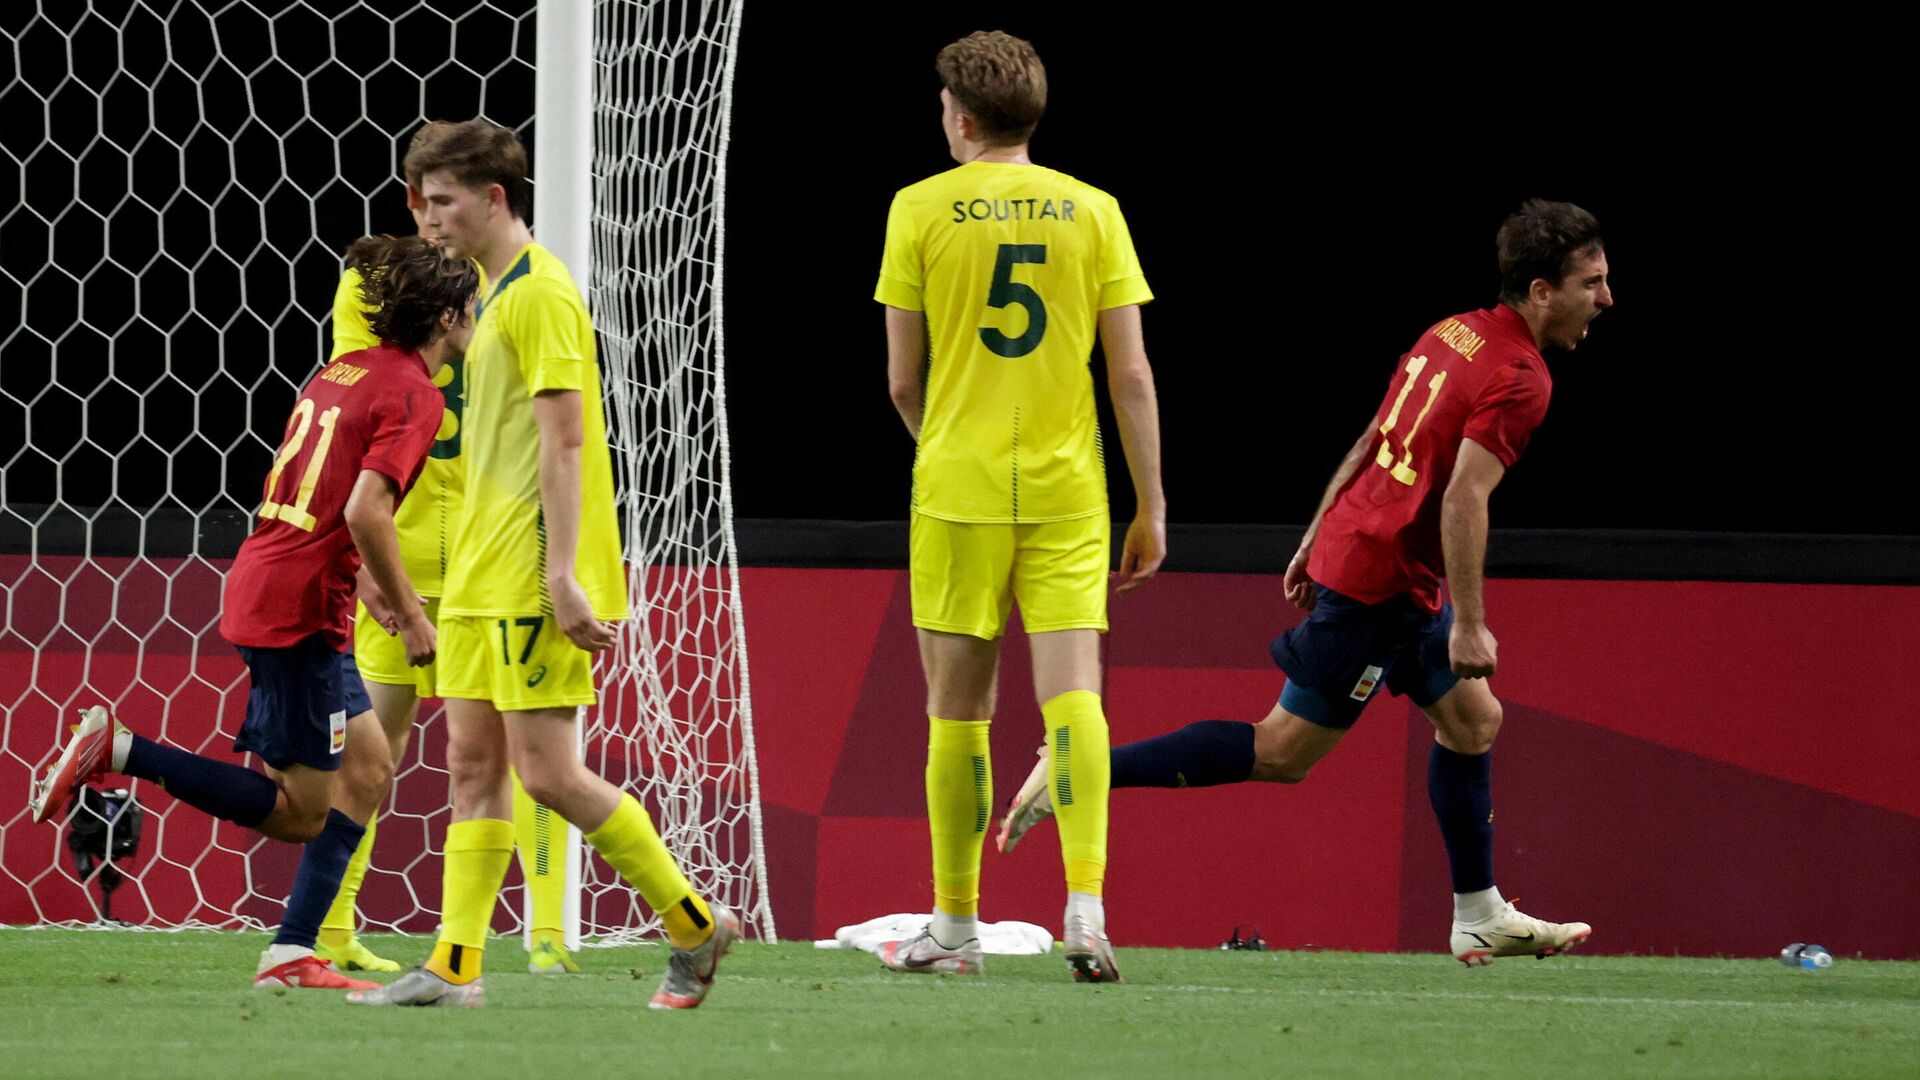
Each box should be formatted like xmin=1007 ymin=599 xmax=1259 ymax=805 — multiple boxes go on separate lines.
xmin=3 ymin=930 xmax=1916 ymax=1079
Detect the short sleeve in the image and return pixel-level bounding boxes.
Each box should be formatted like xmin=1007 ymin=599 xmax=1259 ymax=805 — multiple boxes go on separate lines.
xmin=330 ymin=268 xmax=380 ymax=361
xmin=1461 ymin=361 xmax=1552 ymax=467
xmin=873 ymin=192 xmax=924 ymax=311
xmin=508 ymin=278 xmax=590 ymax=395
xmin=361 ymin=386 xmax=444 ymax=494
xmin=1096 ymin=199 xmax=1153 ymax=310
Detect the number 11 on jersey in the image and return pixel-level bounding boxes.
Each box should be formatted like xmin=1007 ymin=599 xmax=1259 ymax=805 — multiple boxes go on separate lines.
xmin=1375 ymin=354 xmax=1447 ymax=486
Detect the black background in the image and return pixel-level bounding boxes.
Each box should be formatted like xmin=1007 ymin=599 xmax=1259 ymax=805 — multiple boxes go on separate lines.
xmin=722 ymin=11 xmax=1901 ymax=533
xmin=0 ymin=5 xmax=1903 ymax=538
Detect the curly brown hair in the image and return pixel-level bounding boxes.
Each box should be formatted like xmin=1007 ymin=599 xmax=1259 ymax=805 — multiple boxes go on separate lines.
xmin=343 ymin=235 xmax=478 ymax=353
xmin=402 ymin=118 xmax=531 ymax=219
xmin=936 ymin=31 xmax=1047 ymax=147
xmin=1497 ymin=200 xmax=1603 ymax=304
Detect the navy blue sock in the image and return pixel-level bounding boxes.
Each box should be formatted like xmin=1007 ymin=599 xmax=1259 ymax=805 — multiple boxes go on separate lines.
xmin=274 ymin=809 xmax=366 ymax=949
xmin=123 ymin=735 xmax=278 ymax=830
xmin=1427 ymin=742 xmax=1495 ymax=893
xmin=1110 ymin=720 xmax=1255 ymax=788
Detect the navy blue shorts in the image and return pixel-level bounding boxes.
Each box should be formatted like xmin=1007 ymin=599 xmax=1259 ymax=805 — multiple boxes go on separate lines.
xmin=232 ymin=634 xmax=372 ymax=771
xmin=1269 ymin=585 xmax=1460 ymax=730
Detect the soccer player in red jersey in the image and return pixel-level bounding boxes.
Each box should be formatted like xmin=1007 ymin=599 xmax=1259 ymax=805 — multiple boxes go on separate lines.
xmin=29 ymin=236 xmax=477 ymax=988
xmin=999 ymin=200 xmax=1611 ymax=965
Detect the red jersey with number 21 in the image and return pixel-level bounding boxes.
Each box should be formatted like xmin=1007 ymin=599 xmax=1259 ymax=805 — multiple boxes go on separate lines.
xmin=1309 ymin=304 xmax=1551 ymax=614
xmin=221 ymin=345 xmax=444 ymax=650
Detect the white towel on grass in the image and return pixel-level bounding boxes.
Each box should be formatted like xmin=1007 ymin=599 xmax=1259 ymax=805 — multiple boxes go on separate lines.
xmin=815 ymin=913 xmax=1053 ymax=956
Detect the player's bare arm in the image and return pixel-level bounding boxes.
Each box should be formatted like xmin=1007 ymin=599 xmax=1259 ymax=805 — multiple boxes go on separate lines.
xmin=531 ymin=389 xmax=619 ymax=653
xmin=1099 ymin=304 xmax=1165 ymax=595
xmin=1284 ymin=422 xmax=1381 ymax=612
xmin=353 ymin=565 xmax=400 ymax=634
xmin=1439 ymin=437 xmax=1507 ymax=678
xmin=884 ymin=306 xmax=927 ymax=440
xmin=345 ymin=469 xmax=434 ymax=666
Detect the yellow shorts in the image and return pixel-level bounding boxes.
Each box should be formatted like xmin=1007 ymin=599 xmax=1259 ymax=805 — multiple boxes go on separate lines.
xmin=437 ymin=614 xmax=598 ymax=712
xmin=909 ymin=511 xmax=1110 ymax=640
xmin=353 ymin=597 xmax=441 ymax=697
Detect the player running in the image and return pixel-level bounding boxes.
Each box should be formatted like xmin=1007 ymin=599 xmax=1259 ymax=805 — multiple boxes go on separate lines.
xmin=30 ymin=235 xmax=476 ymax=989
xmin=873 ymin=31 xmax=1166 ymax=983
xmin=999 ymin=199 xmax=1608 ymax=966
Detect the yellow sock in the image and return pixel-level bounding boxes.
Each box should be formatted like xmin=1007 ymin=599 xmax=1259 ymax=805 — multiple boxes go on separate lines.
xmin=585 ymin=794 xmax=710 ymax=950
xmin=1044 ymin=691 xmax=1110 ymax=897
xmin=317 ymin=810 xmax=378 ymax=947
xmin=426 ymin=817 xmax=513 ymax=984
xmin=512 ymin=769 xmax=567 ymax=941
xmin=926 ymin=716 xmax=992 ymax=918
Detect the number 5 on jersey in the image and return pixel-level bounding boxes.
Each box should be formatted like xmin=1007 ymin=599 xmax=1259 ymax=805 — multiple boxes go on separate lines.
xmin=980 ymin=243 xmax=1047 ymax=358
xmin=259 ymin=398 xmax=342 ymax=531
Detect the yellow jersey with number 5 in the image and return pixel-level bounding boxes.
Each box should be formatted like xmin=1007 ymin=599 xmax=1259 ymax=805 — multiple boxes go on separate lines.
xmin=875 ymin=161 xmax=1151 ymax=523
xmin=330 ymin=267 xmax=466 ymax=597
xmin=439 ymin=243 xmax=629 ymax=622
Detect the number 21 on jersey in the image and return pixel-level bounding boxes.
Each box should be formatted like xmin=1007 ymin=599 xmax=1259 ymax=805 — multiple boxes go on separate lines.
xmin=1375 ymin=354 xmax=1447 ymax=486
xmin=259 ymin=397 xmax=341 ymax=531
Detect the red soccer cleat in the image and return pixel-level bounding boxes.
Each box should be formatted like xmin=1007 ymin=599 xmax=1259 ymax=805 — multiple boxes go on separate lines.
xmin=255 ymin=954 xmax=382 ymax=991
xmin=28 ymin=706 xmax=115 ymax=824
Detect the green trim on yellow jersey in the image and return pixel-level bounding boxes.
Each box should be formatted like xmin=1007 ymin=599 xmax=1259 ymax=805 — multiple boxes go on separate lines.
xmin=876 ymin=162 xmax=1151 ymax=524
xmin=329 ymin=266 xmax=464 ymax=597
xmin=439 ymin=243 xmax=629 ymax=621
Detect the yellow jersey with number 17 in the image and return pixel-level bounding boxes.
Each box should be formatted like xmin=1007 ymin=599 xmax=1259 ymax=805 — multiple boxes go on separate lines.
xmin=875 ymin=161 xmax=1152 ymax=524
xmin=329 ymin=267 xmax=466 ymax=597
xmin=439 ymin=243 xmax=629 ymax=621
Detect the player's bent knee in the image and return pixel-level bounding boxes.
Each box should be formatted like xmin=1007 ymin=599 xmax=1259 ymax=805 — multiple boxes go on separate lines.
xmin=267 ymin=806 xmax=329 ymax=844
xmin=1249 ymin=756 xmax=1316 ymax=784
xmin=516 ymin=762 xmax=589 ymax=814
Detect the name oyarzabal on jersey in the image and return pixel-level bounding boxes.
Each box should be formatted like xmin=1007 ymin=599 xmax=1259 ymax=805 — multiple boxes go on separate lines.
xmin=220 ymin=345 xmax=445 ymax=651
xmin=876 ymin=161 xmax=1152 ymax=525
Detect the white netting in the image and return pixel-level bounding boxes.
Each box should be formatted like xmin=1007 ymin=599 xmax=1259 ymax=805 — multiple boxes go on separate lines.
xmin=589 ymin=0 xmax=771 ymax=943
xmin=0 ymin=0 xmax=770 ymax=943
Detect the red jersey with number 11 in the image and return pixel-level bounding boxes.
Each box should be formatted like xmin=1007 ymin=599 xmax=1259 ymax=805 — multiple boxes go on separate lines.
xmin=1309 ymin=304 xmax=1552 ymax=614
xmin=221 ymin=345 xmax=444 ymax=650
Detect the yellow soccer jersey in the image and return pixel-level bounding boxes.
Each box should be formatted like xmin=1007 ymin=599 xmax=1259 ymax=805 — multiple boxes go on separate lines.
xmin=329 ymin=267 xmax=466 ymax=597
xmin=440 ymin=243 xmax=629 ymax=621
xmin=875 ymin=161 xmax=1152 ymax=523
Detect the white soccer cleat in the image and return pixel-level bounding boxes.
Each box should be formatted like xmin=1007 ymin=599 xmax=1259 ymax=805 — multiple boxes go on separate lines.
xmin=344 ymin=966 xmax=486 ymax=1007
xmin=1450 ymin=901 xmax=1592 ymax=966
xmin=878 ymin=928 xmax=984 ymax=976
xmin=28 ymin=706 xmax=116 ymax=824
xmin=649 ymin=902 xmax=739 ymax=1009
xmin=1063 ymin=913 xmax=1122 ymax=983
xmin=995 ymin=744 xmax=1054 ymax=854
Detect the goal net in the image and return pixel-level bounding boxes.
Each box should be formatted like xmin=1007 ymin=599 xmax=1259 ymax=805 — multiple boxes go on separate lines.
xmin=0 ymin=0 xmax=773 ymax=944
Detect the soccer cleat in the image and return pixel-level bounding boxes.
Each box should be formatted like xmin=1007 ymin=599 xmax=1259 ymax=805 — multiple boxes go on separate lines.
xmin=254 ymin=953 xmax=382 ymax=991
xmin=1063 ymin=914 xmax=1122 ymax=983
xmin=878 ymin=928 xmax=984 ymax=977
xmin=527 ymin=934 xmax=582 ymax=975
xmin=1450 ymin=901 xmax=1592 ymax=966
xmin=315 ymin=936 xmax=403 ymax=973
xmin=345 ymin=967 xmax=486 ymax=1007
xmin=995 ymin=744 xmax=1054 ymax=854
xmin=649 ymin=902 xmax=739 ymax=1010
xmin=28 ymin=706 xmax=115 ymax=824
